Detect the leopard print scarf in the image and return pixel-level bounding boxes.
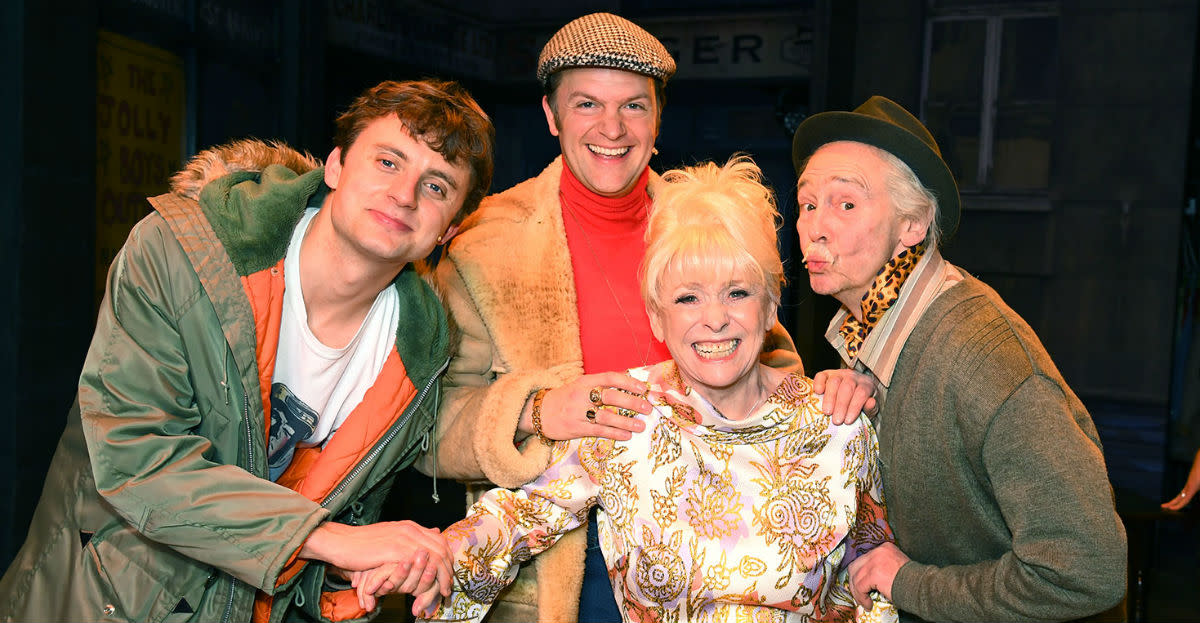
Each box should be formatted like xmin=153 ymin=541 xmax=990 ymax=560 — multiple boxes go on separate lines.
xmin=839 ymin=242 xmax=927 ymax=360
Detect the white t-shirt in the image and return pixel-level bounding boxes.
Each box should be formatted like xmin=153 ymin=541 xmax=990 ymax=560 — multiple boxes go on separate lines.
xmin=266 ymin=208 xmax=398 ymax=481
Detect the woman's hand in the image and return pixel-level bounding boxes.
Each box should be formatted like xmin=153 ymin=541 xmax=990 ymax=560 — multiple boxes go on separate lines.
xmin=352 ymin=563 xmax=399 ymax=612
xmin=520 ymin=371 xmax=652 ymax=442
xmin=1162 ymin=490 xmax=1194 ymax=511
xmin=412 ymin=584 xmax=446 ymax=618
xmin=1162 ymin=449 xmax=1200 ymax=511
xmin=352 ymin=547 xmax=451 ymax=612
xmin=812 ymin=369 xmax=879 ymax=425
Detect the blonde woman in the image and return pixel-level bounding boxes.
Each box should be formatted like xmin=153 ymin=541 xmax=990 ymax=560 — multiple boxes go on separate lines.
xmin=366 ymin=156 xmax=895 ymax=622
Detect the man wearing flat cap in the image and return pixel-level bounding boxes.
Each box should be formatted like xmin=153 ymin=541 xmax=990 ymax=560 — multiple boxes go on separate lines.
xmin=419 ymin=12 xmax=882 ymax=622
xmin=792 ymin=96 xmax=1128 ymax=621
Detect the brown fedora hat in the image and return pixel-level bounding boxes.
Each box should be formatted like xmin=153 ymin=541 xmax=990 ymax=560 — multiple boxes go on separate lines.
xmin=791 ymin=95 xmax=960 ymax=242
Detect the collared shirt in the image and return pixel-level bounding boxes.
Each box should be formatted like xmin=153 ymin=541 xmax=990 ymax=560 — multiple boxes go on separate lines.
xmin=825 ymin=249 xmax=963 ymax=410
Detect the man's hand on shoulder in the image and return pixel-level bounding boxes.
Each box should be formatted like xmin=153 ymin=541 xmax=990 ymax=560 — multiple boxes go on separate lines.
xmin=813 ymin=368 xmax=879 ymax=425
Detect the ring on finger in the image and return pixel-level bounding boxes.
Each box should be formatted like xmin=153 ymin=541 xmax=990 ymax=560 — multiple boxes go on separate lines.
xmin=585 ymin=408 xmax=597 ymax=422
xmin=589 ymin=387 xmax=604 ymax=406
xmin=600 ymin=405 xmax=638 ymax=418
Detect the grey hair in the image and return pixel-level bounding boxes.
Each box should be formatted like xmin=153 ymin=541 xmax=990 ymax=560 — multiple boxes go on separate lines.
xmin=866 ymin=144 xmax=941 ymax=249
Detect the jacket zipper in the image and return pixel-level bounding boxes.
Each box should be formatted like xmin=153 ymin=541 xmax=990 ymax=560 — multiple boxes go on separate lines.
xmin=222 ymin=392 xmax=254 ymax=623
xmin=221 ymin=576 xmax=235 ymax=623
xmin=244 ymin=392 xmax=256 ymax=475
xmin=321 ymin=356 xmax=449 ymax=509
xmin=222 ymin=357 xmax=447 ymax=620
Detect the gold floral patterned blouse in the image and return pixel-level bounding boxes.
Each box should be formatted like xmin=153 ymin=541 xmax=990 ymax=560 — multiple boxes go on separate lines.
xmin=426 ymin=363 xmax=897 ymax=622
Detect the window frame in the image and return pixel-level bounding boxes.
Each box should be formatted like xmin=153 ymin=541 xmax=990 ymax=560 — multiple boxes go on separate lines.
xmin=920 ymin=5 xmax=1058 ymax=193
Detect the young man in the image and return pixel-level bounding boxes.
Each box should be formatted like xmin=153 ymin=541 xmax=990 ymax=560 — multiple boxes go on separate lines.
xmin=0 ymin=79 xmax=494 ymax=623
xmin=792 ymin=95 xmax=1127 ymax=621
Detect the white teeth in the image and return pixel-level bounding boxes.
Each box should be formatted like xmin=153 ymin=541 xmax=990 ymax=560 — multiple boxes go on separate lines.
xmin=694 ymin=339 xmax=739 ymax=358
xmin=588 ymin=144 xmax=630 ymax=157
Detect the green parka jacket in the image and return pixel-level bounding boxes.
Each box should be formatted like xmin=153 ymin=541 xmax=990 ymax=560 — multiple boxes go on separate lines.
xmin=0 ymin=141 xmax=449 ymax=623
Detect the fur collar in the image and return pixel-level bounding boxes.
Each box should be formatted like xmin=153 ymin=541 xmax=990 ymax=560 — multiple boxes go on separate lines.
xmin=169 ymin=139 xmax=321 ymax=201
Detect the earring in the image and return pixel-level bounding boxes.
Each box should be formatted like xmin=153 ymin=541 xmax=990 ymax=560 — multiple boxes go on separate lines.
xmin=436 ymin=235 xmax=444 ymax=245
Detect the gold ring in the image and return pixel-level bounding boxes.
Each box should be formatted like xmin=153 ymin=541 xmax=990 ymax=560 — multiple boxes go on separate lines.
xmin=616 ymin=407 xmax=637 ymax=418
xmin=585 ymin=408 xmax=597 ymax=422
xmin=589 ymin=387 xmax=604 ymax=406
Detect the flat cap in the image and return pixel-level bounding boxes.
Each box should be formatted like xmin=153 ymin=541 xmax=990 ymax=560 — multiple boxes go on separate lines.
xmin=537 ymin=12 xmax=676 ymax=85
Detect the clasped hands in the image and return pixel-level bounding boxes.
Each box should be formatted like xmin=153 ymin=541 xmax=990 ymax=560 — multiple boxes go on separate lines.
xmin=300 ymin=520 xmax=453 ymax=616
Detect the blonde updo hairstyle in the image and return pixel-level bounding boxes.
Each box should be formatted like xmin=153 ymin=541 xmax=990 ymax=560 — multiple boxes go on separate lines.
xmin=640 ymin=154 xmax=785 ymax=316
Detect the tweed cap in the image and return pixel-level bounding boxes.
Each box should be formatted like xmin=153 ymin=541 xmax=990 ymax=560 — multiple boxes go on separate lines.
xmin=791 ymin=96 xmax=961 ymax=242
xmin=537 ymin=13 xmax=676 ymax=85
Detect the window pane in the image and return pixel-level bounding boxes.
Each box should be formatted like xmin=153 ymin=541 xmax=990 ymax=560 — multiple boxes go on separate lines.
xmin=993 ymin=104 xmax=1053 ymax=189
xmin=927 ymin=19 xmax=985 ymax=101
xmin=998 ymin=16 xmax=1057 ymax=101
xmin=993 ymin=16 xmax=1056 ymax=190
xmin=926 ymin=102 xmax=981 ymax=188
xmin=925 ymin=19 xmax=986 ymax=188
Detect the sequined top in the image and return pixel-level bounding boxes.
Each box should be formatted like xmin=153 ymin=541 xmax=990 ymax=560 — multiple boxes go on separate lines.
xmin=426 ymin=363 xmax=896 ymax=622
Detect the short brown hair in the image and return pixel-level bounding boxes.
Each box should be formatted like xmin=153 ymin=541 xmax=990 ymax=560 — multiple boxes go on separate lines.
xmin=334 ymin=79 xmax=495 ymax=221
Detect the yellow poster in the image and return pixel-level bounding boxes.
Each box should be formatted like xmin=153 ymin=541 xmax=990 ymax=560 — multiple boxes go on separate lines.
xmin=95 ymin=30 xmax=185 ymax=307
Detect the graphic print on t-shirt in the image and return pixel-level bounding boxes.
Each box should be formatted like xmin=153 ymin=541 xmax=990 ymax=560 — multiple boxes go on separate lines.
xmin=268 ymin=382 xmax=318 ymax=481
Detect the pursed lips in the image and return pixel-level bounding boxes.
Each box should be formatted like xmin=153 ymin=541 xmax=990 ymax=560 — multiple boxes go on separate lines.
xmin=803 ymin=244 xmax=833 ymax=271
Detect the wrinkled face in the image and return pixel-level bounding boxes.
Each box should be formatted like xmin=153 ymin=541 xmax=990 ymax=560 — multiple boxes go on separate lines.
xmin=543 ymin=67 xmax=660 ymax=197
xmin=648 ymin=262 xmax=775 ymax=403
xmin=323 ymin=114 xmax=470 ymax=267
xmin=795 ymin=141 xmax=925 ymax=314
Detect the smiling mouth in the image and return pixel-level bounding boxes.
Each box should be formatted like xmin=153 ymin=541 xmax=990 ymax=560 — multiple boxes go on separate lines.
xmin=588 ymin=144 xmax=630 ymax=157
xmin=371 ymin=210 xmax=414 ymax=232
xmin=693 ymin=339 xmax=739 ymax=359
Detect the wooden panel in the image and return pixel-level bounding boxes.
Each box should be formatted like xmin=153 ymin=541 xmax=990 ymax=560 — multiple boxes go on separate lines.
xmin=945 ymin=204 xmax=1051 ymax=277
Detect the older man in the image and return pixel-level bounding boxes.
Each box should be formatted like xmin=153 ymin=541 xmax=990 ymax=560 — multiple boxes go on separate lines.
xmin=791 ymin=95 xmax=1127 ymax=621
xmin=425 ymin=12 xmax=879 ymax=623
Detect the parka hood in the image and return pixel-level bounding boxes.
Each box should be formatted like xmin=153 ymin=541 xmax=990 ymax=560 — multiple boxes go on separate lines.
xmin=169 ymin=139 xmax=322 ymax=201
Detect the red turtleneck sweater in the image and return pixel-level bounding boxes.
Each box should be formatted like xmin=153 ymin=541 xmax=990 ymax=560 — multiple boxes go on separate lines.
xmin=559 ymin=163 xmax=671 ymax=375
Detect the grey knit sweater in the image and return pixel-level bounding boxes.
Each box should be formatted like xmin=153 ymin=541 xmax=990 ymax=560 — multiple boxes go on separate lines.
xmin=876 ymin=274 xmax=1127 ymax=622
